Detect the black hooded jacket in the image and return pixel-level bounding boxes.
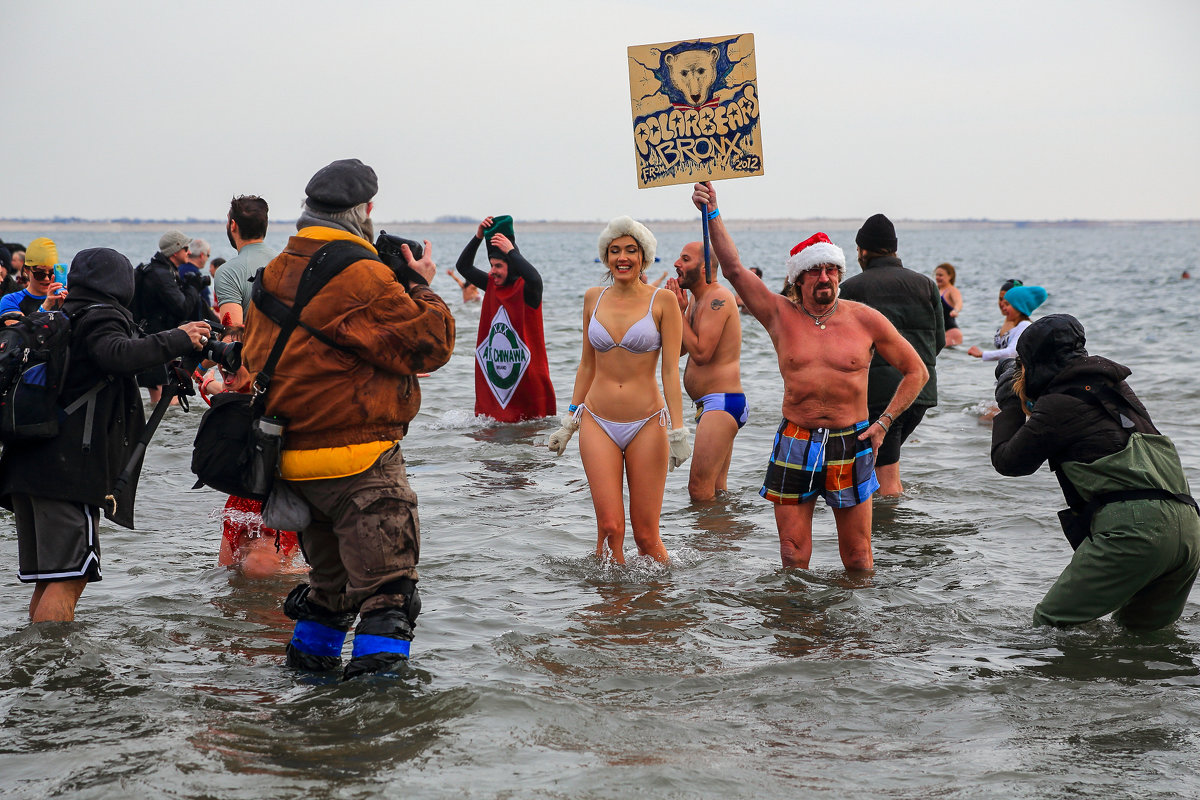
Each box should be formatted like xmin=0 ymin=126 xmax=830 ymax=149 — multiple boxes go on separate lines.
xmin=991 ymin=314 xmax=1155 ymax=477
xmin=140 ymin=251 xmax=204 ymax=332
xmin=0 ymin=248 xmax=194 ymax=527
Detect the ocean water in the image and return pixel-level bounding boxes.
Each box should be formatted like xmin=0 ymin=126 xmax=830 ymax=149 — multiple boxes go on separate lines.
xmin=1 ymin=221 xmax=1198 ymax=799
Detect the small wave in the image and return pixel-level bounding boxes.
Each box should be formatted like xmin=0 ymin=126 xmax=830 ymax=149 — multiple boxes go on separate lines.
xmin=966 ymin=400 xmax=998 ymax=421
xmin=428 ymin=409 xmax=490 ymax=430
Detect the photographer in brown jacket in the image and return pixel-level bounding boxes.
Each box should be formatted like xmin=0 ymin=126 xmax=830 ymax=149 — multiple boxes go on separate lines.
xmin=243 ymin=159 xmax=455 ymax=680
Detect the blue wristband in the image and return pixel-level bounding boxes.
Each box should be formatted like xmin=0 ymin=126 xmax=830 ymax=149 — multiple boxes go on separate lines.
xmin=707 ymin=208 xmax=720 ymax=220
xmin=568 ymin=404 xmax=579 ymax=414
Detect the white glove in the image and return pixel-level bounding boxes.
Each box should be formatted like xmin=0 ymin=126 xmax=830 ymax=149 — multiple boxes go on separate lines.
xmin=547 ymin=414 xmax=580 ymax=456
xmin=667 ymin=427 xmax=692 ymax=471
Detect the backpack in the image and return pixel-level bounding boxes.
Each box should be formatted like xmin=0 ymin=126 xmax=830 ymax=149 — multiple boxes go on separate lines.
xmin=191 ymin=241 xmax=373 ymax=500
xmin=129 ymin=261 xmax=153 ymax=329
xmin=0 ymin=306 xmax=109 ymax=442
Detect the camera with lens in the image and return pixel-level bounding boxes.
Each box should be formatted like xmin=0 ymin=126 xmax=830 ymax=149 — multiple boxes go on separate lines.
xmin=203 ymin=337 xmax=242 ymax=374
xmin=375 ymin=230 xmax=428 ymax=289
xmin=185 ymin=321 xmax=242 ymax=374
xmin=181 ymin=271 xmax=212 ymax=291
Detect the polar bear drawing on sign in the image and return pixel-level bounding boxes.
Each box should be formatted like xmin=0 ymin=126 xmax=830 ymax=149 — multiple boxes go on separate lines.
xmin=663 ymin=47 xmax=720 ymax=107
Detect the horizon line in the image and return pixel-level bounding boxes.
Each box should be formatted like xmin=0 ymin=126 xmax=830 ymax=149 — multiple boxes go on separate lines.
xmin=2 ymin=216 xmax=1198 ymax=227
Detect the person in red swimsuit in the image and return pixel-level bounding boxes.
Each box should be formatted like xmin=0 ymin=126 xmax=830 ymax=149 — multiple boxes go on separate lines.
xmin=203 ymin=322 xmax=302 ymax=578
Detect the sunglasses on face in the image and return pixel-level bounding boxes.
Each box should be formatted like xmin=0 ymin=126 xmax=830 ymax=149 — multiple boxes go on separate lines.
xmin=28 ymin=268 xmax=54 ymax=281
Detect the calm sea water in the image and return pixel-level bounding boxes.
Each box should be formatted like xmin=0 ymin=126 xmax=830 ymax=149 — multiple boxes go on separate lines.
xmin=1 ymin=222 xmax=1198 ymax=799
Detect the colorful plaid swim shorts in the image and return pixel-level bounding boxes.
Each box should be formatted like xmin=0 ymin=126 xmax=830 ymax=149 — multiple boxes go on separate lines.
xmin=760 ymin=419 xmax=880 ymax=507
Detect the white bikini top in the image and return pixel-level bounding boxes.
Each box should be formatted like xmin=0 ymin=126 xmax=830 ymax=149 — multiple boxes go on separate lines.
xmin=588 ymin=287 xmax=662 ymax=354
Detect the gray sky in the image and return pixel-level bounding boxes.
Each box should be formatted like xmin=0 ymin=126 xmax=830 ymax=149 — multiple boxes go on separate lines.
xmin=4 ymin=0 xmax=1198 ymax=222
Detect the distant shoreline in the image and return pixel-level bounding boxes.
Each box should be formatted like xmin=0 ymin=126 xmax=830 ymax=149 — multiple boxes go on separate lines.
xmin=2 ymin=218 xmax=1196 ymax=235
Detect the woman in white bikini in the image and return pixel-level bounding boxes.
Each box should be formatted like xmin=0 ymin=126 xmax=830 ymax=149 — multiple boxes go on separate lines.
xmin=547 ymin=216 xmax=690 ymax=564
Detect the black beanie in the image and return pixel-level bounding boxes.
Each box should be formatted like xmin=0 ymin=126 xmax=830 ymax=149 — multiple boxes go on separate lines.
xmin=305 ymin=158 xmax=378 ymax=213
xmin=855 ymin=213 xmax=897 ymax=252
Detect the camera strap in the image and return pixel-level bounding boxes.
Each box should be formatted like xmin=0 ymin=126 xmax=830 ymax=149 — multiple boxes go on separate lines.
xmin=249 ymin=240 xmax=377 ymax=406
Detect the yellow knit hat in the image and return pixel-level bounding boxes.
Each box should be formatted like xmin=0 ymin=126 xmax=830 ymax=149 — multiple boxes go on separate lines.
xmin=25 ymin=237 xmax=59 ymax=267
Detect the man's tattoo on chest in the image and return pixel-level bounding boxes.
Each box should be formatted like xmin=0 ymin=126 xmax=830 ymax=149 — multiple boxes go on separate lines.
xmin=710 ymin=298 xmax=726 ymax=310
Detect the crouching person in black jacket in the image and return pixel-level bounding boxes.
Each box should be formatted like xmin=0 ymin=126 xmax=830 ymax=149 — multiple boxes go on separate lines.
xmin=991 ymin=314 xmax=1200 ymax=630
xmin=0 ymin=248 xmax=211 ymax=623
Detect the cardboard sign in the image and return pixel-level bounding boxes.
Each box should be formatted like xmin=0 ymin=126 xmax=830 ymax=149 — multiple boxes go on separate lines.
xmin=628 ymin=33 xmax=764 ymax=189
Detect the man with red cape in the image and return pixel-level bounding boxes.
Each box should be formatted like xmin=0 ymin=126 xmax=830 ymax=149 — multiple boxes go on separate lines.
xmin=455 ymin=216 xmax=556 ymax=421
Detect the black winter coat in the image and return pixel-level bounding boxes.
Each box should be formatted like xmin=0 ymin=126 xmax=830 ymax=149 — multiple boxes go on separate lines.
xmin=140 ymin=251 xmax=202 ymax=333
xmin=991 ymin=357 xmax=1153 ymax=477
xmin=0 ymin=249 xmax=194 ymax=527
xmin=839 ymin=255 xmax=944 ymax=408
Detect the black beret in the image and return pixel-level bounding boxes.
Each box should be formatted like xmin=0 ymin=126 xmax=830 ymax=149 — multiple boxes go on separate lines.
xmin=855 ymin=213 xmax=897 ymax=253
xmin=305 ymin=158 xmax=378 ymax=213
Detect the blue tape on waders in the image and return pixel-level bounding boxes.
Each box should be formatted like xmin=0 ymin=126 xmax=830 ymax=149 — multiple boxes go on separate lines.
xmin=351 ymin=634 xmax=412 ymax=659
xmin=291 ymin=620 xmax=348 ymax=658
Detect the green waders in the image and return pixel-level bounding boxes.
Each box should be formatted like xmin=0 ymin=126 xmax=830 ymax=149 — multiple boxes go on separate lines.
xmin=1035 ymin=433 xmax=1200 ymax=629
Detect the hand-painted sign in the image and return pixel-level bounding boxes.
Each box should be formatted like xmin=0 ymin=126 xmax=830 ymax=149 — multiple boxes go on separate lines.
xmin=628 ymin=33 xmax=763 ymax=189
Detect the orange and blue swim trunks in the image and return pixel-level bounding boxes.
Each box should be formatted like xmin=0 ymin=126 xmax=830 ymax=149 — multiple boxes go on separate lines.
xmin=760 ymin=419 xmax=879 ymax=507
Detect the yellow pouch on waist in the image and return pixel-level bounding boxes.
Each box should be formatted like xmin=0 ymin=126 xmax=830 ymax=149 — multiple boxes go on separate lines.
xmin=280 ymin=440 xmax=396 ymax=481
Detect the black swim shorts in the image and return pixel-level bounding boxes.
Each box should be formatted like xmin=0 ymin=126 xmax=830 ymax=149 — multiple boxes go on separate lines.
xmin=13 ymin=494 xmax=103 ymax=583
xmin=869 ymin=404 xmax=927 ymax=467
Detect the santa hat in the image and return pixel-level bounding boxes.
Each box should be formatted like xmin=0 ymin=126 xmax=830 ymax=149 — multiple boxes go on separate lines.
xmin=785 ymin=232 xmax=845 ymax=284
xmin=598 ymin=215 xmax=656 ymax=267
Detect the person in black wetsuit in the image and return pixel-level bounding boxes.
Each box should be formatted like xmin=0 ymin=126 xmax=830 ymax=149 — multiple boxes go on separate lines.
xmin=456 ymin=215 xmax=555 ymax=422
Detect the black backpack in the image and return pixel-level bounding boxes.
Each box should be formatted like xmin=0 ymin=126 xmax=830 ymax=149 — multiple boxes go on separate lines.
xmin=129 ymin=262 xmax=153 ymax=329
xmin=0 ymin=305 xmax=113 ymax=442
xmin=190 ymin=241 xmax=372 ymax=500
xmin=0 ymin=307 xmax=111 ymax=441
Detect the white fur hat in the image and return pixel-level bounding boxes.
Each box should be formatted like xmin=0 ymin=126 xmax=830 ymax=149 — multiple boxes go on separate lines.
xmin=785 ymin=232 xmax=845 ymax=284
xmin=598 ymin=215 xmax=656 ymax=268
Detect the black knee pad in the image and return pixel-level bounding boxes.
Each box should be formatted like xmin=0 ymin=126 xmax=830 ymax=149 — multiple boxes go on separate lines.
xmin=342 ymin=584 xmax=420 ymax=681
xmin=283 ymin=583 xmax=355 ymax=631
xmin=375 ymin=577 xmax=421 ymax=627
xmin=343 ymin=606 xmax=415 ymax=680
xmin=355 ymin=606 xmax=415 ymax=640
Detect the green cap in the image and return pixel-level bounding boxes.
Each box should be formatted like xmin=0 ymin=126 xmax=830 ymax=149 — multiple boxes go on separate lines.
xmin=483 ymin=215 xmax=516 ymax=259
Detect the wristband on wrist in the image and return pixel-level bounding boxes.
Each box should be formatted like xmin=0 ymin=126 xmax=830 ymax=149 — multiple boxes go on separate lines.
xmin=874 ymin=419 xmax=891 ymax=433
xmin=568 ymin=403 xmax=579 ymax=414
xmin=879 ymin=411 xmax=895 ymax=424
xmin=707 ymin=208 xmax=720 ymax=221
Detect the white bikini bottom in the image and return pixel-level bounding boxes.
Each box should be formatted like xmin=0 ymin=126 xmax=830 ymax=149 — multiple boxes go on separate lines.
xmin=577 ymin=405 xmax=668 ymax=452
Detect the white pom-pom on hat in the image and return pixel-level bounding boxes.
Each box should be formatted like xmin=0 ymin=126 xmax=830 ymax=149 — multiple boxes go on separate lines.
xmin=598 ymin=216 xmax=657 ymax=268
xmin=785 ymin=232 xmax=845 ymax=284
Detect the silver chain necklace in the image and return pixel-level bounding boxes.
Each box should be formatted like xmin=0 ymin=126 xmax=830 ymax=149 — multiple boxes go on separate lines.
xmin=800 ymin=299 xmax=838 ymax=329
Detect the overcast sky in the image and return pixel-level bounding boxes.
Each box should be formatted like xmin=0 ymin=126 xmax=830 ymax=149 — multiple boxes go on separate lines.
xmin=4 ymin=0 xmax=1198 ymax=222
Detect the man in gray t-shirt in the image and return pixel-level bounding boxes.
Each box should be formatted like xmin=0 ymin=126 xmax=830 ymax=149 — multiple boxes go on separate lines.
xmin=214 ymin=195 xmax=277 ymax=325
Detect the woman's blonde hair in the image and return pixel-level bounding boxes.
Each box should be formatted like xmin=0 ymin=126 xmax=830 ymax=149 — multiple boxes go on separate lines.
xmin=1012 ymin=362 xmax=1032 ymax=416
